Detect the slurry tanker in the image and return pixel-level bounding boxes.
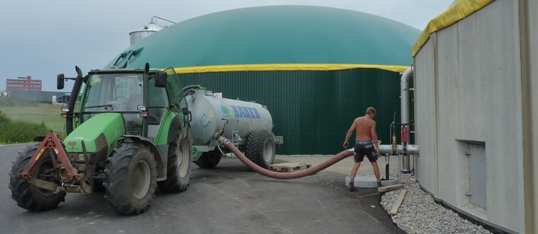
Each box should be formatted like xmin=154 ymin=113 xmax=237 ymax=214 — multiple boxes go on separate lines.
xmin=9 ymin=64 xmax=280 ymax=215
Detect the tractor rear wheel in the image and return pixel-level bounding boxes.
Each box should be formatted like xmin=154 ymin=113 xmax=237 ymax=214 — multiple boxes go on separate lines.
xmin=194 ymin=150 xmax=222 ymax=169
xmin=245 ymin=130 xmax=276 ymax=168
xmin=9 ymin=144 xmax=66 ymax=212
xmin=104 ymin=143 xmax=157 ymax=215
xmin=158 ymin=134 xmax=192 ymax=193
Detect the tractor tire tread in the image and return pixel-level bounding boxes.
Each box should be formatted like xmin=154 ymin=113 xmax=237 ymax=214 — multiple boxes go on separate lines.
xmin=194 ymin=150 xmax=222 ymax=169
xmin=157 ymin=133 xmax=192 ymax=193
xmin=245 ymin=130 xmax=275 ymax=169
xmin=104 ymin=143 xmax=157 ymax=215
xmin=9 ymin=143 xmax=66 ymax=212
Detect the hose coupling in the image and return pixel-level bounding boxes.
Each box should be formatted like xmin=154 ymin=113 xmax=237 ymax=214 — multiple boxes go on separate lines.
xmin=216 ymin=134 xmax=230 ymax=146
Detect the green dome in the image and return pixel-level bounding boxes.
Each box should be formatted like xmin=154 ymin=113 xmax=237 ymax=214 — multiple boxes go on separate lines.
xmin=108 ymin=6 xmax=420 ymax=69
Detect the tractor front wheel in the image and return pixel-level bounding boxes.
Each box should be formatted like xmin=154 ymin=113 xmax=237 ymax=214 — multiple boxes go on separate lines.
xmin=9 ymin=144 xmax=66 ymax=212
xmin=104 ymin=143 xmax=157 ymax=215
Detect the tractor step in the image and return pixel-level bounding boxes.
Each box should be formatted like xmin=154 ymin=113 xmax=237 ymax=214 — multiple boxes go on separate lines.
xmin=268 ymin=162 xmax=311 ymax=172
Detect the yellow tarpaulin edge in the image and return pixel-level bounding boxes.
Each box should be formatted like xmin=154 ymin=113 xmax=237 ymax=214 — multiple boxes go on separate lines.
xmin=173 ymin=64 xmax=410 ymax=74
xmin=412 ymin=0 xmax=494 ymax=57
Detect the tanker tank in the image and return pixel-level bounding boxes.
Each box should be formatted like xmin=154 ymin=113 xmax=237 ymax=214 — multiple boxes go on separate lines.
xmin=185 ymin=87 xmax=281 ymax=169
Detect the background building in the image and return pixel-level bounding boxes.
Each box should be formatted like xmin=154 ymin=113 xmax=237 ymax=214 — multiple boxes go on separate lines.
xmin=413 ymin=0 xmax=537 ymax=233
xmin=107 ymin=6 xmax=420 ymax=154
xmin=8 ymin=90 xmax=68 ymax=104
xmin=6 ymin=76 xmax=42 ymax=93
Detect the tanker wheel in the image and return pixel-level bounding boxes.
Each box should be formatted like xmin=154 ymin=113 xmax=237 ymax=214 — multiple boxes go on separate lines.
xmin=245 ymin=130 xmax=276 ymax=169
xmin=194 ymin=150 xmax=222 ymax=169
xmin=104 ymin=143 xmax=157 ymax=215
xmin=158 ymin=133 xmax=193 ymax=193
xmin=9 ymin=144 xmax=66 ymax=212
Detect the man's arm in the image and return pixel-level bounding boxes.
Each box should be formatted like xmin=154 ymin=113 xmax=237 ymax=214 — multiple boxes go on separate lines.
xmin=371 ymin=121 xmax=380 ymax=155
xmin=343 ymin=120 xmax=356 ymax=148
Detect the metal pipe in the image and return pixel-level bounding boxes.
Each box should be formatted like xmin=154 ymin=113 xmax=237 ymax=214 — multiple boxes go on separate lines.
xmin=401 ymin=67 xmax=413 ymax=172
xmin=406 ymin=144 xmax=419 ymax=155
xmin=398 ymin=149 xmax=401 ymax=182
xmin=401 ymin=66 xmax=412 ymax=134
xmin=376 ymin=144 xmax=419 ymax=156
xmin=384 ymin=154 xmax=389 ymax=180
xmin=151 ymin=16 xmax=176 ymax=25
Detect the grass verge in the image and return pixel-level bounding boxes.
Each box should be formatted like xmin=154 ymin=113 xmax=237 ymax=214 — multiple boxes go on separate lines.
xmin=0 ymin=101 xmax=66 ymax=143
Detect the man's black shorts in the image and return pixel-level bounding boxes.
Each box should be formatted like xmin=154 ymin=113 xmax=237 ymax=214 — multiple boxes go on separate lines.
xmin=353 ymin=141 xmax=378 ymax=162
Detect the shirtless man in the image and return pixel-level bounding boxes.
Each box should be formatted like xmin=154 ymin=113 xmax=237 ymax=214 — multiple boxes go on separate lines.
xmin=343 ymin=107 xmax=381 ymax=191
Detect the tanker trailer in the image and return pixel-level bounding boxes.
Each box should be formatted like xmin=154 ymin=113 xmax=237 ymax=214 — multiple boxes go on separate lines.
xmin=184 ymin=85 xmax=283 ymax=169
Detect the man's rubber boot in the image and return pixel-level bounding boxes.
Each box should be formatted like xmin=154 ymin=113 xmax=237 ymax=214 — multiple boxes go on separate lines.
xmin=348 ymin=181 xmax=358 ymax=192
xmin=377 ymin=181 xmax=383 ymax=188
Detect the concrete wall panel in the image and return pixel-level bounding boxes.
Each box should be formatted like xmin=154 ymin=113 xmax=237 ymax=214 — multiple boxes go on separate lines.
xmin=414 ymin=38 xmax=437 ymax=195
xmin=457 ymin=14 xmax=485 ymax=142
xmin=475 ymin=1 xmax=522 ymax=230
xmin=526 ymin=0 xmax=538 ymax=232
xmin=455 ymin=14 xmax=480 ymax=208
xmin=436 ymin=25 xmax=461 ymax=205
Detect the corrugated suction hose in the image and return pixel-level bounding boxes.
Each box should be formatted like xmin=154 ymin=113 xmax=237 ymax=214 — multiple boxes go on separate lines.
xmin=217 ymin=135 xmax=353 ymax=179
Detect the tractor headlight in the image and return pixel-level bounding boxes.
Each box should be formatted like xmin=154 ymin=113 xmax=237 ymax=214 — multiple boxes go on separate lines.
xmin=139 ymin=106 xmax=148 ymax=117
xmin=61 ymin=107 xmax=69 ymax=118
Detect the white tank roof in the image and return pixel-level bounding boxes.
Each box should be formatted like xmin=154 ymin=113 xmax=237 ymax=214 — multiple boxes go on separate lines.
xmin=129 ymin=22 xmax=163 ymax=34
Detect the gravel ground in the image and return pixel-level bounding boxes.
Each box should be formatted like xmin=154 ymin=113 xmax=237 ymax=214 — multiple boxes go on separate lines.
xmin=380 ymin=175 xmax=491 ymax=234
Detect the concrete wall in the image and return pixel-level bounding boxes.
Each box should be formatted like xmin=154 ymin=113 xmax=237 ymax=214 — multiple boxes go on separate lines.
xmin=413 ymin=0 xmax=537 ymax=233
xmin=414 ymin=38 xmax=437 ymax=195
xmin=524 ymin=0 xmax=538 ymax=233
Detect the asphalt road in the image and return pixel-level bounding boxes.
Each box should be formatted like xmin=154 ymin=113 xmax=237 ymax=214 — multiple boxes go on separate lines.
xmin=0 ymin=144 xmax=403 ymax=234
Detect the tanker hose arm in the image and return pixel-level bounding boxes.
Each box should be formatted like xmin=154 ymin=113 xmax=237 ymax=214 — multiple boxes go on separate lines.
xmin=216 ymin=135 xmax=230 ymax=146
xmin=213 ymin=119 xmax=229 ymax=139
xmin=222 ymin=118 xmax=229 ymax=129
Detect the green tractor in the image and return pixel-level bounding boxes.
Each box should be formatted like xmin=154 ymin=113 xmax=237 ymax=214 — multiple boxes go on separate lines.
xmin=9 ymin=64 xmax=192 ymax=215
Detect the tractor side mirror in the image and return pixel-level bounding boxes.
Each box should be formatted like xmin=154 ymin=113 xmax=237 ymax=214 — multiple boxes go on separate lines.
xmin=57 ymin=74 xmax=65 ymax=90
xmin=182 ymin=107 xmax=192 ymax=123
xmin=155 ymin=71 xmax=168 ymax=87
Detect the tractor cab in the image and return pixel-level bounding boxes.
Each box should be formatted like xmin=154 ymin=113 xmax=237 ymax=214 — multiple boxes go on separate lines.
xmin=58 ymin=66 xmax=189 ymax=143
xmin=78 ymin=71 xmax=166 ymax=138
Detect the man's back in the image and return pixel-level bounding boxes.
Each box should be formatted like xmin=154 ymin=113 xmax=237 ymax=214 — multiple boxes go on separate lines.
xmin=354 ymin=117 xmax=375 ymax=141
xmin=344 ymin=107 xmax=382 ymax=191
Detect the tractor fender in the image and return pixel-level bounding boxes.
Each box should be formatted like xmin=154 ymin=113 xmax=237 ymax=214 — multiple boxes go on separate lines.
xmin=154 ymin=112 xmax=183 ymax=146
xmin=115 ymin=135 xmax=165 ymax=179
xmin=167 ymin=115 xmax=183 ymax=144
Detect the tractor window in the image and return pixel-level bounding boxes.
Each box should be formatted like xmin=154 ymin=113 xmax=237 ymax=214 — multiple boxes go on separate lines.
xmin=83 ymin=75 xmax=103 ymax=108
xmin=163 ymin=68 xmax=189 ymax=124
xmin=147 ymin=79 xmax=167 ymax=125
xmin=116 ymin=76 xmax=143 ymax=111
xmin=164 ymin=68 xmax=184 ymax=108
xmin=149 ymin=79 xmax=166 ymax=107
xmin=82 ymin=73 xmax=143 ymax=112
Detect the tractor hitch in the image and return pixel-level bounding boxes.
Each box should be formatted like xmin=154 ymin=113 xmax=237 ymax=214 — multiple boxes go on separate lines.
xmin=19 ymin=131 xmax=82 ymax=181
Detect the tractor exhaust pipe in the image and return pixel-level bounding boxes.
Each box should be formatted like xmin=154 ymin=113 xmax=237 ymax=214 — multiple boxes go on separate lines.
xmin=216 ymin=135 xmax=353 ymax=179
xmin=66 ymin=66 xmax=84 ymax=135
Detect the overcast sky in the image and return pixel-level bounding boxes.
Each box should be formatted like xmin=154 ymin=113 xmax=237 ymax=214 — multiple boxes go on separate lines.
xmin=0 ymin=0 xmax=452 ymax=91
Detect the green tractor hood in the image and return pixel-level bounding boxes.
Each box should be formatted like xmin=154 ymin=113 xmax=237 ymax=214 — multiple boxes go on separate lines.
xmin=63 ymin=113 xmax=125 ymax=160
